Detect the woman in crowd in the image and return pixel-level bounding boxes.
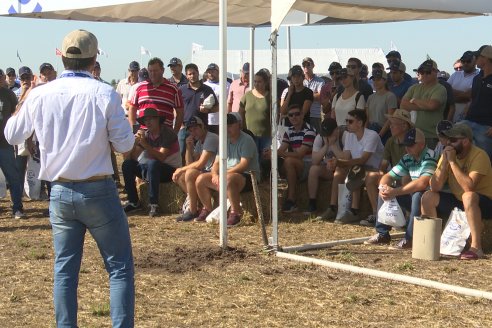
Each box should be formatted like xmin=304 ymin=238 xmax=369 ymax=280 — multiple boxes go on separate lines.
xmin=331 ymin=68 xmax=365 ymax=127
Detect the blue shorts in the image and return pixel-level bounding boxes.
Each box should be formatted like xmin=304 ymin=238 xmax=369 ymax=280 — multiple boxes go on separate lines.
xmin=437 ymin=191 xmax=492 ymax=220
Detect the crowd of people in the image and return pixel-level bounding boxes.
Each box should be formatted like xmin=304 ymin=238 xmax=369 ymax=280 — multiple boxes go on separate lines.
xmin=1 ymin=27 xmax=492 ymax=326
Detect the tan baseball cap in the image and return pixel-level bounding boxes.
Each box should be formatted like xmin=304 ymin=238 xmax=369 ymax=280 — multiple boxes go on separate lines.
xmin=62 ymin=29 xmax=98 ymax=59
xmin=385 ymin=109 xmax=414 ymax=127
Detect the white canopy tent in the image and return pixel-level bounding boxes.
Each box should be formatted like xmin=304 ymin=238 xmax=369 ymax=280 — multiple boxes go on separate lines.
xmin=3 ymin=0 xmax=492 ymax=249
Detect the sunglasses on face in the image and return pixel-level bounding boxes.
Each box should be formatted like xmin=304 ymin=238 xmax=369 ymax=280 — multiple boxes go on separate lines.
xmin=460 ymin=59 xmax=471 ymax=64
xmin=346 ymin=64 xmax=357 ymax=69
xmin=419 ymin=70 xmax=432 ymax=75
xmin=288 ymin=111 xmax=301 ymax=118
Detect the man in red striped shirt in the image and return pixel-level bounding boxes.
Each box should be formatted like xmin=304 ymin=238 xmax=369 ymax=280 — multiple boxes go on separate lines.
xmin=129 ymin=57 xmax=184 ymax=133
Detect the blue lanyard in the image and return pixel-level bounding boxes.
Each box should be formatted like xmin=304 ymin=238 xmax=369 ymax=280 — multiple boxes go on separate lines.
xmin=59 ymin=71 xmax=93 ymax=79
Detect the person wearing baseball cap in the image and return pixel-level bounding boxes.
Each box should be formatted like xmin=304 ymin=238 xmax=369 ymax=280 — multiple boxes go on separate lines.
xmin=359 ymin=109 xmax=414 ymax=227
xmin=116 ymin=61 xmax=140 ymax=114
xmin=227 ymin=62 xmax=250 ymax=113
xmin=302 ymin=57 xmax=325 ymax=133
xmin=446 ymin=50 xmax=479 ymax=123
xmin=365 ymin=127 xmax=437 ymax=249
xmin=39 ymin=63 xmax=57 ymax=83
xmin=387 ymin=61 xmax=413 ymax=106
xmin=460 ymin=45 xmax=492 ymax=158
xmin=401 ymin=59 xmax=447 ymax=149
xmin=167 ymin=57 xmax=187 ymax=87
xmin=422 ymin=122 xmax=492 ymax=260
xmin=434 ymin=119 xmax=453 ymax=158
xmin=195 ymin=112 xmax=259 ymax=227
xmin=5 ymin=29 xmax=136 ymax=326
xmin=204 ymin=63 xmax=230 ymax=134
xmin=173 ymin=115 xmax=219 ymax=222
xmin=5 ymin=67 xmax=20 ymax=91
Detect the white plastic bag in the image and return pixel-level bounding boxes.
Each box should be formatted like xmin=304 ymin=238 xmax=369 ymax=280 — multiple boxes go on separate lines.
xmin=440 ymin=208 xmax=470 ymax=256
xmin=335 ymin=184 xmax=352 ymax=220
xmin=378 ymin=198 xmax=406 ymax=227
xmin=206 ymin=199 xmax=234 ymax=224
xmin=202 ymin=94 xmax=215 ymax=110
xmin=0 ymin=168 xmax=6 ymax=199
xmin=24 ymin=155 xmax=42 ymax=200
xmin=17 ymin=142 xmax=30 ymax=156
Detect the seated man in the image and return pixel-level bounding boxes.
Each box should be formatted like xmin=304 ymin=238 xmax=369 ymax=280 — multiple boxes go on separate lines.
xmin=122 ymin=107 xmax=182 ymax=217
xmin=305 ymin=117 xmax=343 ymax=214
xmin=195 ymin=113 xmax=260 ymax=227
xmin=172 ymin=116 xmax=219 ymax=222
xmin=316 ymin=109 xmax=383 ymax=223
xmin=278 ymin=104 xmax=316 ymax=212
xmin=364 ymin=128 xmax=437 ymax=248
xmin=421 ymin=123 xmax=492 ymax=260
xmin=360 ymin=109 xmax=413 ymax=226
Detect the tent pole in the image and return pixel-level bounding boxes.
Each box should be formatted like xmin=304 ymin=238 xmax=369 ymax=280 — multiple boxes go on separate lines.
xmin=249 ymin=26 xmax=255 ymax=88
xmin=270 ymin=30 xmax=279 ymax=249
xmin=219 ymin=0 xmax=228 ymax=249
xmin=287 ymin=26 xmax=291 ymax=69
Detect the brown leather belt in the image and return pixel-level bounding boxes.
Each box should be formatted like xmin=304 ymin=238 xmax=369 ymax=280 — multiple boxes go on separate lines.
xmin=55 ymin=175 xmax=111 ymax=183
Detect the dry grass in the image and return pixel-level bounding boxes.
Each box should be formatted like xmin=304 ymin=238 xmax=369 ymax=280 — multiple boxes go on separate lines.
xmin=1 ymin=188 xmax=492 ymax=327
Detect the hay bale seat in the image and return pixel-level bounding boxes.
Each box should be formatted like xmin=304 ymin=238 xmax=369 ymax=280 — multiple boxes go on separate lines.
xmin=482 ymin=220 xmax=492 ymax=252
xmin=137 ymin=181 xmax=271 ymax=221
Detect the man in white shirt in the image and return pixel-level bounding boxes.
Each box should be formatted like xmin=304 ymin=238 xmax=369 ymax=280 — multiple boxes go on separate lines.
xmin=4 ymin=29 xmax=135 ymax=327
xmin=116 ymin=60 xmax=140 ymax=115
xmin=204 ymin=63 xmax=230 ymax=134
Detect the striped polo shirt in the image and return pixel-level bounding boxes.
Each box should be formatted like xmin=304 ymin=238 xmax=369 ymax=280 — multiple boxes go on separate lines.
xmin=282 ymin=123 xmax=316 ymax=160
xmin=131 ymin=80 xmax=183 ymax=128
xmin=389 ymin=147 xmax=437 ymax=181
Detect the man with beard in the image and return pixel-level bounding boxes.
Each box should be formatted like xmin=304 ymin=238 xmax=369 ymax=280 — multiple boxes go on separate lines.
xmin=421 ymin=123 xmax=492 ymax=260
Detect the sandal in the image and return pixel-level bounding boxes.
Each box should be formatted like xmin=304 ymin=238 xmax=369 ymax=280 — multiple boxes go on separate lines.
xmin=460 ymin=248 xmax=484 ymax=260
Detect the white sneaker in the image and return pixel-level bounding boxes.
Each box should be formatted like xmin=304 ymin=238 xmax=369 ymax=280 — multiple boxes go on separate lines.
xmin=14 ymin=210 xmax=26 ymax=219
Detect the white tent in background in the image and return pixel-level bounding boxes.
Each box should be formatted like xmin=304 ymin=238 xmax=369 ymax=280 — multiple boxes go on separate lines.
xmin=2 ymin=0 xmax=492 ymax=249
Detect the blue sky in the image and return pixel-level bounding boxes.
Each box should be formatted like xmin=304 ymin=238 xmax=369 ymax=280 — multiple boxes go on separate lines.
xmin=1 ymin=15 xmax=491 ymax=81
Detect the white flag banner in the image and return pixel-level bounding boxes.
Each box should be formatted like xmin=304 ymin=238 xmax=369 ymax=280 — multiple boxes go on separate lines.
xmin=2 ymin=0 xmax=149 ymax=15
xmin=98 ymin=48 xmax=109 ymax=58
xmin=192 ymin=42 xmax=203 ymax=54
xmin=140 ymin=46 xmax=151 ymax=57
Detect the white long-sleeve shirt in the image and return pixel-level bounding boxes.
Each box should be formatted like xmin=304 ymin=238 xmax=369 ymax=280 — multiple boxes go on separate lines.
xmin=4 ymin=70 xmax=134 ymax=181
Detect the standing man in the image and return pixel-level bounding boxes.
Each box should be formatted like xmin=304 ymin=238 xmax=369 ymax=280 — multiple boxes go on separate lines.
xmin=0 ymin=69 xmax=26 ymax=219
xmin=129 ymin=57 xmax=184 ymax=134
xmin=227 ymin=62 xmax=250 ymax=113
xmin=167 ymin=57 xmax=188 ymax=87
xmin=178 ymin=63 xmax=217 ymax=154
xmin=401 ymin=59 xmax=447 ymax=149
xmin=5 ymin=29 xmax=135 ymax=326
xmin=204 ymin=63 xmax=230 ymax=134
xmin=387 ymin=61 xmax=413 ymax=107
xmin=116 ymin=60 xmax=140 ymax=115
xmin=5 ymin=67 xmax=20 ymax=92
xmin=91 ymin=61 xmax=109 ymax=84
xmin=446 ymin=51 xmax=479 ymax=122
xmin=421 ymin=123 xmax=492 ymax=260
xmin=461 ymin=45 xmax=492 ymax=158
xmin=302 ymin=57 xmax=325 ymax=132
xmin=39 ymin=63 xmax=57 ymax=84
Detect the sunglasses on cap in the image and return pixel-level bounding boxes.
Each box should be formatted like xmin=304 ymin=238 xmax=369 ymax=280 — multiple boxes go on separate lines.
xmin=288 ymin=111 xmax=301 ymax=118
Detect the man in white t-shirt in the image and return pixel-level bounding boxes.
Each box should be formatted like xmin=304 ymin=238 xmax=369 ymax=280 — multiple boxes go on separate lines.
xmin=172 ymin=116 xmax=219 ymax=222
xmin=116 ymin=61 xmax=140 ymax=115
xmin=204 ymin=63 xmax=230 ymax=134
xmin=316 ymin=109 xmax=383 ymax=223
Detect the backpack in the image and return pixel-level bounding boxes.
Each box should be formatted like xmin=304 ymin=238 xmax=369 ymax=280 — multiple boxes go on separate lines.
xmin=335 ymin=90 xmax=362 ymax=108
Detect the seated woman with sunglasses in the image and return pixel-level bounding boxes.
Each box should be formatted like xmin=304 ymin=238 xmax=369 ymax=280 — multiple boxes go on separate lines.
xmin=331 ymin=68 xmax=365 ymax=127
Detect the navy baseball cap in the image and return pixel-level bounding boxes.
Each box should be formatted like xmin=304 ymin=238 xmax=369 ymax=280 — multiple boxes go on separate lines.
xmin=386 ymin=50 xmax=401 ymax=59
xmin=167 ymin=57 xmax=182 ymax=67
xmin=6 ymin=67 xmax=15 ymax=75
xmin=18 ymin=66 xmax=32 ymax=77
xmin=186 ymin=116 xmax=205 ymax=129
xmin=129 ymin=61 xmax=140 ymax=71
xmin=436 ymin=120 xmax=453 ymax=136
xmin=320 ymin=118 xmax=338 ymax=137
xmin=402 ymin=128 xmax=425 ymax=146
xmin=242 ymin=62 xmax=250 ymax=73
xmin=227 ymin=112 xmax=242 ymax=125
xmin=206 ymin=63 xmax=219 ymax=72
xmin=39 ymin=63 xmax=54 ymax=73
xmin=328 ymin=62 xmax=342 ymax=73
xmin=138 ymin=68 xmax=149 ymax=82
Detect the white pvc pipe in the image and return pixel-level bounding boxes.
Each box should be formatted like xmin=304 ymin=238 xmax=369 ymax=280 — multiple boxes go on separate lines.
xmin=270 ymin=30 xmax=279 ymax=249
xmin=286 ymin=26 xmax=291 ymax=69
xmin=277 ymin=252 xmax=492 ymax=300
xmin=219 ymin=0 xmax=228 ymax=248
xmin=249 ymin=26 xmax=255 ymax=89
xmin=281 ymin=233 xmax=405 ymax=253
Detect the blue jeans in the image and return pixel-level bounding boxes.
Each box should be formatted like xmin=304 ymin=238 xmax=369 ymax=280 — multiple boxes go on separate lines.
xmin=177 ymin=128 xmax=189 ymax=157
xmin=50 ymin=178 xmax=134 ymax=327
xmin=375 ymin=191 xmax=424 ymax=240
xmin=122 ymin=159 xmax=175 ymax=204
xmin=0 ymin=146 xmax=23 ymax=213
xmin=462 ymin=120 xmax=492 ymax=159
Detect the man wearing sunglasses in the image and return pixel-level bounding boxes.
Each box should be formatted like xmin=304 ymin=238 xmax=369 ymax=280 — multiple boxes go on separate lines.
xmin=461 ymin=45 xmax=492 ymax=159
xmin=278 ymin=104 xmax=316 ymax=213
xmin=422 ymin=123 xmax=492 ymax=260
xmin=5 ymin=67 xmax=20 ymax=92
xmin=447 ymin=51 xmax=479 ymax=123
xmin=320 ymin=62 xmax=343 ymax=118
xmin=401 ymin=59 xmax=447 ymax=149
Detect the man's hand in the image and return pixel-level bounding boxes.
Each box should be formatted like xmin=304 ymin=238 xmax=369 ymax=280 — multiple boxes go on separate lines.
xmin=379 ymin=184 xmax=396 ymax=201
xmin=443 ymin=146 xmax=456 ymax=164
xmin=185 ymin=135 xmax=195 ymax=149
xmin=211 ymin=172 xmax=220 ymax=187
xmin=172 ymin=168 xmax=183 ymax=182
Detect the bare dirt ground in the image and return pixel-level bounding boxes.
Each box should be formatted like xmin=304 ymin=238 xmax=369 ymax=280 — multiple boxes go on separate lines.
xmin=1 ymin=191 xmax=492 ymax=328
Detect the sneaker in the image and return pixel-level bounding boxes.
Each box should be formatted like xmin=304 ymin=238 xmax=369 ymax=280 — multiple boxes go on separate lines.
xmin=460 ymin=248 xmax=484 ymax=260
xmin=364 ymin=233 xmax=391 ymax=245
xmin=176 ymin=210 xmax=199 ymax=222
xmin=360 ymin=214 xmax=376 ymax=227
xmin=13 ymin=210 xmax=26 ymax=219
xmin=149 ymin=204 xmax=159 ymax=218
xmin=227 ymin=211 xmax=242 ymax=227
xmin=123 ymin=202 xmax=141 ymax=213
xmin=388 ymin=238 xmax=412 ymax=250
xmin=303 ymin=203 xmax=317 ymax=215
xmin=334 ymin=211 xmax=359 ymax=224
xmin=314 ymin=207 xmax=337 ymax=221
xmin=196 ymin=208 xmax=211 ymax=222
xmin=282 ymin=199 xmax=297 ymax=213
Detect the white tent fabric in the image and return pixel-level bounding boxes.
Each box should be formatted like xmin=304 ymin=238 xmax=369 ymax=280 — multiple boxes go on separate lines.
xmin=2 ymin=0 xmax=492 ymax=27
